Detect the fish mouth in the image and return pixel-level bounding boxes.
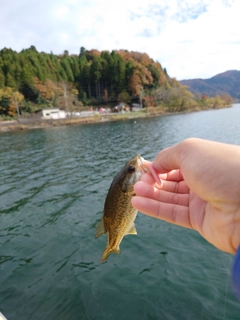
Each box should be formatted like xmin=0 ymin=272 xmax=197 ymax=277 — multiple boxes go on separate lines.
xmin=137 ymin=155 xmax=162 ymax=186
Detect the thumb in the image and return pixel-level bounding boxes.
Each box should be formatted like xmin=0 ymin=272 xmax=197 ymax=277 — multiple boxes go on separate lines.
xmin=152 ymin=143 xmax=183 ymax=173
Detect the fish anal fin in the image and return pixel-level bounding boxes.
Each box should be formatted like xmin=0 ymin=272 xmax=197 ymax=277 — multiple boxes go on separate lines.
xmin=127 ymin=224 xmax=137 ymax=235
xmin=95 ymin=217 xmax=106 ymax=239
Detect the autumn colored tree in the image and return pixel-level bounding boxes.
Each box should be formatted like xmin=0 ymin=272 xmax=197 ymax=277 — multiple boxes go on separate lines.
xmin=0 ymin=87 xmax=24 ymax=117
xmin=0 ymin=46 xmax=233 ymax=116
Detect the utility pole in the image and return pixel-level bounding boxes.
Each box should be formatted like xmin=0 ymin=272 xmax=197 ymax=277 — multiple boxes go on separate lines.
xmin=13 ymin=93 xmax=20 ymax=120
xmin=139 ymin=86 xmax=147 ymax=115
xmin=63 ymin=82 xmax=69 ymax=117
xmin=139 ymin=87 xmax=143 ymax=108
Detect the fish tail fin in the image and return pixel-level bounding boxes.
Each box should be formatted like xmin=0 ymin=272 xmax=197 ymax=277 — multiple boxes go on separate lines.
xmin=101 ymin=246 xmax=120 ymax=263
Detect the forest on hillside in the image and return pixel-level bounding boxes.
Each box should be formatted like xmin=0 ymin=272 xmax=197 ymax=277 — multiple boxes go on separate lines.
xmin=0 ymin=46 xmax=233 ymax=119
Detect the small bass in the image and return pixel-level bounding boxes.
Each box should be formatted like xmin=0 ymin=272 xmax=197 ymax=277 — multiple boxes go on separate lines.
xmin=96 ymin=154 xmax=160 ymax=262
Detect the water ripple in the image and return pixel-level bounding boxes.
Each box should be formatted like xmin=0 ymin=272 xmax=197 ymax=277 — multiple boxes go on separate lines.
xmin=1 ymin=105 xmax=240 ymax=319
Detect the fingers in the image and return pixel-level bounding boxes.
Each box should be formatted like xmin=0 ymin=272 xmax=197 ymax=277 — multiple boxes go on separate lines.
xmin=164 ymin=170 xmax=184 ymax=182
xmin=131 ymin=196 xmax=192 ymax=229
xmin=141 ymin=169 xmax=183 ymax=183
xmin=140 ymin=173 xmax=190 ymax=194
xmin=132 ymin=179 xmax=192 ymax=229
xmin=162 ymin=180 xmax=190 ymax=194
xmin=134 ymin=181 xmax=189 ymax=206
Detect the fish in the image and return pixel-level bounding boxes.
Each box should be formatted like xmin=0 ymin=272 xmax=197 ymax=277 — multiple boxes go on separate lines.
xmin=95 ymin=154 xmax=161 ymax=262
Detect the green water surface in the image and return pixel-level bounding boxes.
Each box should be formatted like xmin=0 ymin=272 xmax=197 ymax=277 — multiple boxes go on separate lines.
xmin=1 ymin=105 xmax=240 ymax=319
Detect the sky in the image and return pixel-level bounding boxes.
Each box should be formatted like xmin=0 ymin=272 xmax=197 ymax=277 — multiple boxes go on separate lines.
xmin=0 ymin=0 xmax=239 ymax=80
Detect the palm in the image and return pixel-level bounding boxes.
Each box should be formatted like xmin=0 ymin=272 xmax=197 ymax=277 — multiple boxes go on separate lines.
xmin=132 ymin=139 xmax=240 ymax=254
xmin=188 ymin=191 xmax=206 ymax=233
xmin=133 ymin=172 xmax=238 ymax=254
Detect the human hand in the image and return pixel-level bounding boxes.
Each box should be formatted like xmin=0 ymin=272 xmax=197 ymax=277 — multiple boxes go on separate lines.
xmin=132 ymin=138 xmax=240 ymax=254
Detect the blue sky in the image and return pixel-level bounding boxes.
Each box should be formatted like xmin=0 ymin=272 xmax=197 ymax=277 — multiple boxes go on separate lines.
xmin=0 ymin=0 xmax=239 ymax=80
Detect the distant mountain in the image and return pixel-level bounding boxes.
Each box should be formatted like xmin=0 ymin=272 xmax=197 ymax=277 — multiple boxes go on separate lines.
xmin=180 ymin=70 xmax=240 ymax=100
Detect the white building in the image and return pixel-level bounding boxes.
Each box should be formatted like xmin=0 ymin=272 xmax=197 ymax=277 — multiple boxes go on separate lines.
xmin=41 ymin=108 xmax=66 ymax=119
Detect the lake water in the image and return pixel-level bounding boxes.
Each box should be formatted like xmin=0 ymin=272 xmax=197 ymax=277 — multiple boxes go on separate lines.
xmin=1 ymin=105 xmax=240 ymax=320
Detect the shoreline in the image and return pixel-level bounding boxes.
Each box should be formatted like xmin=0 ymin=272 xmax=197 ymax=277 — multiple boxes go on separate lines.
xmin=0 ymin=105 xmax=232 ymax=133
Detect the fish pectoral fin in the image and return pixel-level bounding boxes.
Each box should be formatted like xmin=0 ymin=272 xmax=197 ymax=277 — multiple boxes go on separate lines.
xmin=127 ymin=224 xmax=137 ymax=235
xmin=95 ymin=217 xmax=106 ymax=239
xmin=121 ymin=182 xmax=134 ymax=194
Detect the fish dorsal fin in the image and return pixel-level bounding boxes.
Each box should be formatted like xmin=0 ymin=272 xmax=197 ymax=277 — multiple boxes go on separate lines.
xmin=95 ymin=217 xmax=106 ymax=239
xmin=127 ymin=224 xmax=137 ymax=235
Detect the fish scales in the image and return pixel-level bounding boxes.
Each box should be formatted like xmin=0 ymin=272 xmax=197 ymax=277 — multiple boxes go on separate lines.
xmin=104 ymin=181 xmax=137 ymax=250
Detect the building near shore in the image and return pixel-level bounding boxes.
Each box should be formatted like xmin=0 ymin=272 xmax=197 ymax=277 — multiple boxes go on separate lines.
xmin=41 ymin=108 xmax=66 ymax=119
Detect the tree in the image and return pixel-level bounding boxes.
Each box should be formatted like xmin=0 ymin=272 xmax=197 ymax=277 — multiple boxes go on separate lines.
xmin=29 ymin=45 xmax=38 ymax=52
xmin=21 ymin=66 xmax=33 ymax=85
xmin=153 ymin=83 xmax=195 ymax=111
xmin=6 ymin=73 xmax=16 ymax=88
xmin=80 ymin=61 xmax=91 ymax=98
xmin=128 ymin=72 xmax=141 ymax=96
xmin=0 ymin=69 xmax=5 ymax=88
xmin=0 ymin=45 xmax=231 ymax=112
xmin=163 ymin=68 xmax=168 ymax=76
xmin=118 ymin=90 xmax=130 ymax=103
xmin=79 ymin=47 xmax=87 ymax=57
xmin=0 ymin=87 xmax=24 ymax=117
xmin=90 ymin=56 xmax=102 ymax=99
xmin=69 ymin=56 xmax=80 ymax=80
xmin=61 ymin=58 xmax=74 ymax=82
xmin=103 ymin=89 xmax=108 ymax=104
xmin=14 ymin=65 xmax=22 ymax=86
xmin=147 ymin=64 xmax=160 ymax=86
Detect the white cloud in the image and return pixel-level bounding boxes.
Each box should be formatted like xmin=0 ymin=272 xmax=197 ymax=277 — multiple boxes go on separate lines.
xmin=54 ymin=5 xmax=70 ymax=19
xmin=0 ymin=0 xmax=239 ymax=79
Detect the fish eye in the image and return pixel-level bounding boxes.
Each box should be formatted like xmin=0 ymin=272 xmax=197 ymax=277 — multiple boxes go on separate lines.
xmin=128 ymin=165 xmax=135 ymax=173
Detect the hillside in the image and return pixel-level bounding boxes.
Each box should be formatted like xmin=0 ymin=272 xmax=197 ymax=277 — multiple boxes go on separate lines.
xmin=0 ymin=46 xmax=233 ymax=118
xmin=180 ymin=70 xmax=240 ymax=100
xmin=0 ymin=46 xmax=171 ymax=117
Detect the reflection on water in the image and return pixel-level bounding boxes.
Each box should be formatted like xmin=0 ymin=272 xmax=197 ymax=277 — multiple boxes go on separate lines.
xmin=1 ymin=105 xmax=240 ymax=319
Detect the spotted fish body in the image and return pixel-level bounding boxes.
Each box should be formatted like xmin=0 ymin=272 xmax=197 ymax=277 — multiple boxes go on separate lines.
xmin=95 ymin=155 xmax=145 ymax=262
